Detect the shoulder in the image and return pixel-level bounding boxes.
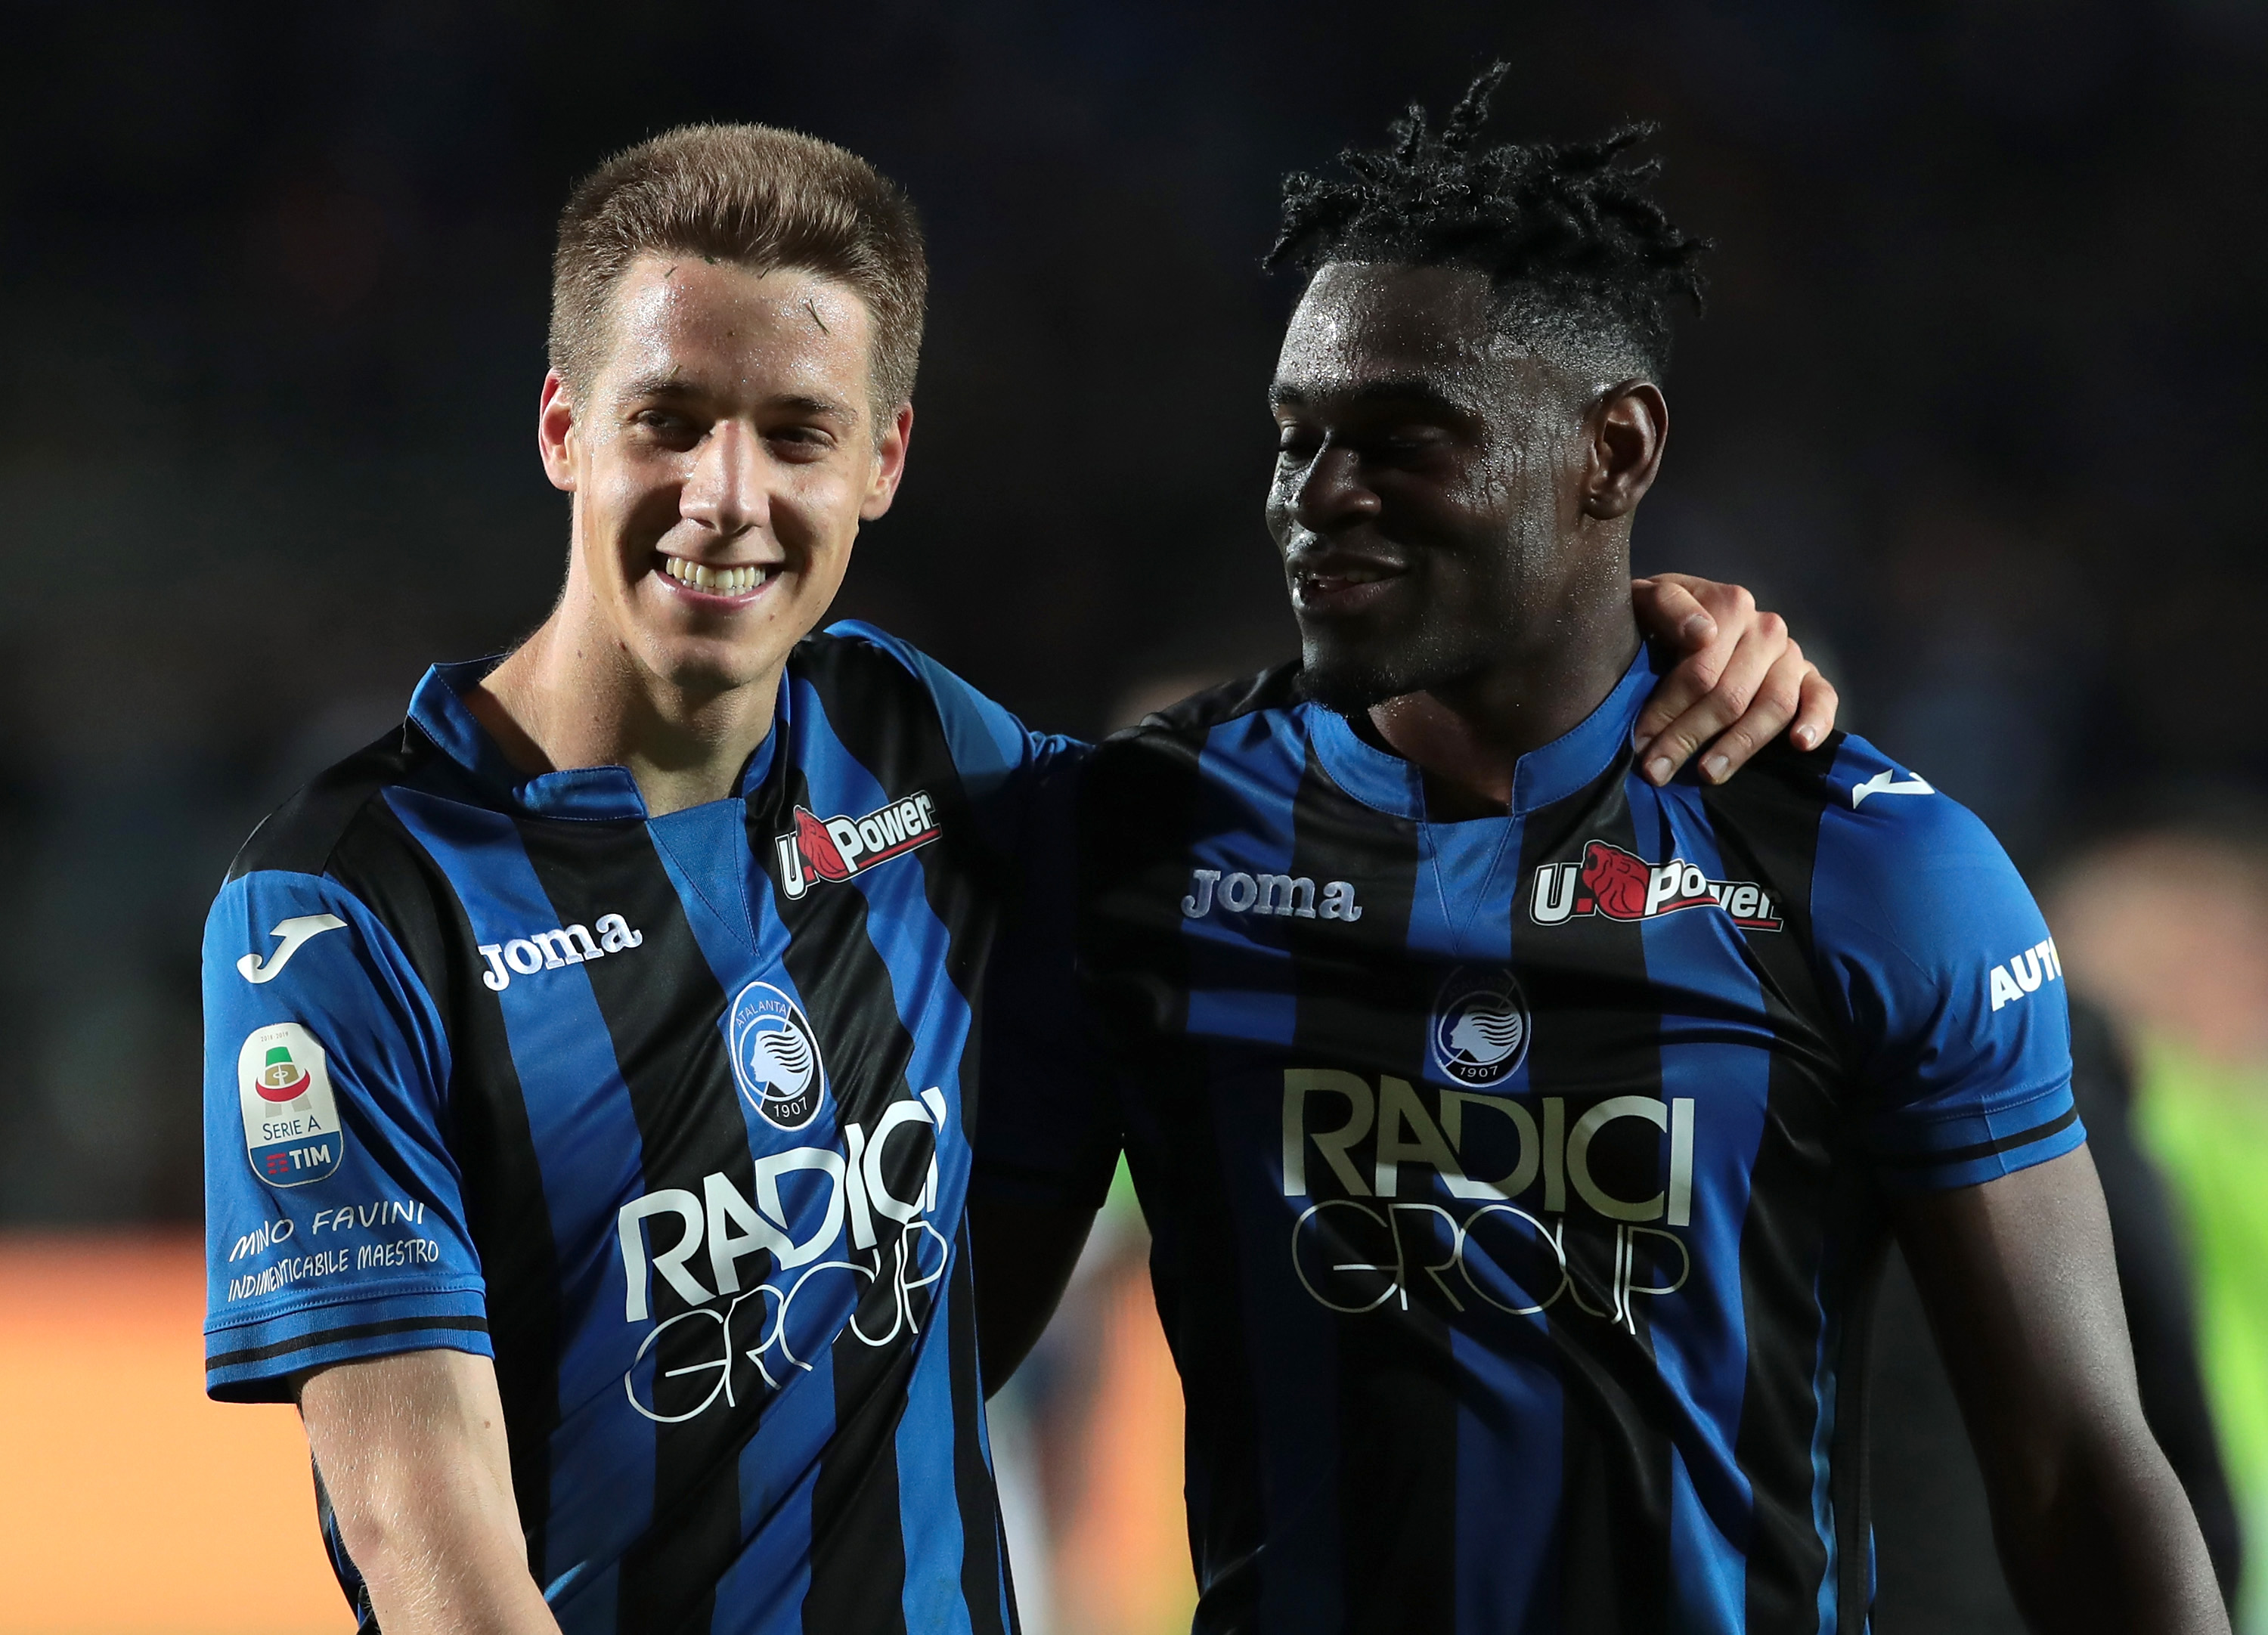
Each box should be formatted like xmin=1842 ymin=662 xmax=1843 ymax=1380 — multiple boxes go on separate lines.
xmin=797 ymin=620 xmax=1016 ymax=759
xmin=1810 ymin=735 xmax=2028 ymax=907
xmin=225 ymin=725 xmax=435 ymax=884
xmin=1088 ymin=661 xmax=1306 ymax=771
xmin=1800 ymin=735 xmax=2049 ymax=979
xmin=795 ymin=619 xmax=940 ymax=696
xmin=1696 ymin=732 xmax=2015 ymax=891
xmin=1128 ymin=661 xmax=1305 ymax=739
xmin=216 ymin=726 xmax=470 ymax=1012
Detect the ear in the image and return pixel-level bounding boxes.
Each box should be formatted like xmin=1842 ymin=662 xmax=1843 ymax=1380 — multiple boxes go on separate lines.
xmin=1582 ymin=379 xmax=1668 ymax=521
xmin=859 ymin=401 xmax=916 ymax=522
xmin=538 ymin=370 xmax=577 ymax=493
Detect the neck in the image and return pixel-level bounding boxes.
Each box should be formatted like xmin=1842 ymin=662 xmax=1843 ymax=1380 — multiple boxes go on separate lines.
xmin=1365 ymin=565 xmax=1639 ymax=820
xmin=469 ymin=608 xmax=780 ymax=819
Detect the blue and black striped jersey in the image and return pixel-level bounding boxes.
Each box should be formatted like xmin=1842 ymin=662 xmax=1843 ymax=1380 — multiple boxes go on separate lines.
xmin=977 ymin=643 xmax=2081 ymax=1635
xmin=203 ymin=623 xmax=1076 ymax=1635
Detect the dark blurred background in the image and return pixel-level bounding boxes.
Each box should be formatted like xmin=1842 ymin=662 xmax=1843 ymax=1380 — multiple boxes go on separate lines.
xmin=1 ymin=0 xmax=2261 ymax=1251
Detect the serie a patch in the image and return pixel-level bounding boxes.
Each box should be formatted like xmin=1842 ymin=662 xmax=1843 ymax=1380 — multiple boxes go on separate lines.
xmin=237 ymin=1021 xmax=345 ymax=1188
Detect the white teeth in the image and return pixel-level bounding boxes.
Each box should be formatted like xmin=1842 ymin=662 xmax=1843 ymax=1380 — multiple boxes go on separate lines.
xmin=663 ymin=558 xmax=772 ymax=594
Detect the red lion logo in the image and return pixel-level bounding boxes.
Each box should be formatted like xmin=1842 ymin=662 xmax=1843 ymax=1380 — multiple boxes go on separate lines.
xmin=794 ymin=807 xmax=854 ymax=884
xmin=1581 ymin=840 xmax=1651 ymax=920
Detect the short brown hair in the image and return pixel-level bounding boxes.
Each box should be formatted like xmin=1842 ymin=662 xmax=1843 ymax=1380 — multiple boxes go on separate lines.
xmin=549 ymin=122 xmax=927 ymax=413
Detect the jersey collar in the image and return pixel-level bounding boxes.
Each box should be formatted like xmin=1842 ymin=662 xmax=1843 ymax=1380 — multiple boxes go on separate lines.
xmin=1302 ymin=641 xmax=1664 ymax=823
xmin=407 ymin=658 xmax=783 ymax=820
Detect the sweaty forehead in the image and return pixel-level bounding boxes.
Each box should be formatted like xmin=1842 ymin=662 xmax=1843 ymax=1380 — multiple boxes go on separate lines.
xmin=1272 ymin=262 xmax=1504 ymax=400
xmin=600 ymin=255 xmax=875 ymax=401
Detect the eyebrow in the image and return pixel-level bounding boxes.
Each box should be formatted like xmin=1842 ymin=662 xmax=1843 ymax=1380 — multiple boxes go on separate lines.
xmin=1268 ymin=376 xmax=1476 ymax=417
xmin=618 ymin=375 xmax=858 ymax=422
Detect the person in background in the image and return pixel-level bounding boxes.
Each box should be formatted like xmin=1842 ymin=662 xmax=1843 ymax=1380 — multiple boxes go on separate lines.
xmin=2053 ymin=822 xmax=2268 ymax=1635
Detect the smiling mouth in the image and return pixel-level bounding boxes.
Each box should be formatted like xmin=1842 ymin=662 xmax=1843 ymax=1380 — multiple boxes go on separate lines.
xmin=657 ymin=555 xmax=782 ymax=601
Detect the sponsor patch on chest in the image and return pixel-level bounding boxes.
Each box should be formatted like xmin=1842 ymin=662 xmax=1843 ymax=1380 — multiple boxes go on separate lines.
xmin=774 ymin=792 xmax=940 ymax=900
xmin=1529 ymin=839 xmax=1783 ymax=933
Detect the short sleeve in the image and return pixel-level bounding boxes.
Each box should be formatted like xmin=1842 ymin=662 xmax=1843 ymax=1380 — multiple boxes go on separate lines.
xmin=203 ymin=869 xmax=488 ymax=1401
xmin=1812 ymin=744 xmax=2084 ymax=1195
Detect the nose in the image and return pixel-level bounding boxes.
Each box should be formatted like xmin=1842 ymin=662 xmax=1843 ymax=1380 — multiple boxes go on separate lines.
xmin=680 ymin=420 xmax=769 ymax=540
xmin=1282 ymin=443 xmax=1379 ymax=538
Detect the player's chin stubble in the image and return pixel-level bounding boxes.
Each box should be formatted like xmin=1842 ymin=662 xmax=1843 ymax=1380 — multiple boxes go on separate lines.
xmin=1298 ymin=621 xmax=1477 ymax=716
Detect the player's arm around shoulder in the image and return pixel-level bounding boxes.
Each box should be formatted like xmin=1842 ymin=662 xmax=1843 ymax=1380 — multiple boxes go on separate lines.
xmin=206 ymin=866 xmax=555 ymax=1631
xmin=1805 ymin=746 xmax=2226 ymax=1631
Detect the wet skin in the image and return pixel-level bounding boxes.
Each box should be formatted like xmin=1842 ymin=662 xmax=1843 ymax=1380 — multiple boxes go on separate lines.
xmin=1268 ymin=262 xmax=1669 ymax=814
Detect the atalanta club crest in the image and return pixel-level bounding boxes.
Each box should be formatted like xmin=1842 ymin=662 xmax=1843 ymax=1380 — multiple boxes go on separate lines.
xmin=1429 ymin=967 xmax=1531 ymax=1089
xmin=729 ymin=980 xmax=829 ymax=1131
xmin=236 ymin=1022 xmax=345 ymax=1187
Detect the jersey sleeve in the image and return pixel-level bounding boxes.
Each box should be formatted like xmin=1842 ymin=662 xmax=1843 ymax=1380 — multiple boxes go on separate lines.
xmin=1811 ymin=743 xmax=2083 ymax=1195
xmin=203 ymin=868 xmax=488 ymax=1401
xmin=968 ymin=747 xmax=1125 ymax=1211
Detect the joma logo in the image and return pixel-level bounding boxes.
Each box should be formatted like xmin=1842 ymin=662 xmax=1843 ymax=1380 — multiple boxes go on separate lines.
xmin=478 ymin=913 xmax=644 ymax=992
xmin=1181 ymin=869 xmax=1362 ymax=922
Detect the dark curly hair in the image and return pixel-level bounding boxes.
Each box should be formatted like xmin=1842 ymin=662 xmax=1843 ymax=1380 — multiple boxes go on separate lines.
xmin=1266 ymin=63 xmax=1709 ymax=380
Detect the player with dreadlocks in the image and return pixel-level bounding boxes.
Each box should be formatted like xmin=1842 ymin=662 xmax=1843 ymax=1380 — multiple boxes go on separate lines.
xmin=971 ymin=65 xmax=2226 ymax=1634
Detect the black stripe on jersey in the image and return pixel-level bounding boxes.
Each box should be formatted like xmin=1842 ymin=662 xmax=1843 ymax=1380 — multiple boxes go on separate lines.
xmin=1873 ymin=1104 xmax=2079 ymax=1170
xmin=1075 ymin=685 xmax=1284 ymax=1633
xmin=753 ymin=647 xmax=952 ymax=1635
xmin=227 ymin=726 xmax=429 ymax=882
xmin=1697 ymin=736 xmax=1853 ymax=1632
xmin=1284 ymin=737 xmax=1447 ymax=1635
xmin=946 ymin=1225 xmax=1015 ymax=1634
xmin=516 ymin=817 xmax=752 ymax=1635
xmin=327 ymin=790 xmax=569 ymax=1587
xmin=1513 ymin=759 xmax=1675 ymax=1635
xmin=207 ymin=1314 xmax=491 ymax=1369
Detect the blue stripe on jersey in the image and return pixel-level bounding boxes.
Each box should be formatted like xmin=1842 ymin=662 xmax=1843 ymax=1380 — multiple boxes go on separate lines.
xmin=1808 ymin=1309 xmax=1842 ymax=1635
xmin=1628 ymin=785 xmax=1772 ymax=1630
xmin=899 ymin=1309 xmax=978 ymax=1635
xmin=708 ymin=1451 xmax=823 ymax=1635
xmin=382 ymin=787 xmax=655 ymax=1624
